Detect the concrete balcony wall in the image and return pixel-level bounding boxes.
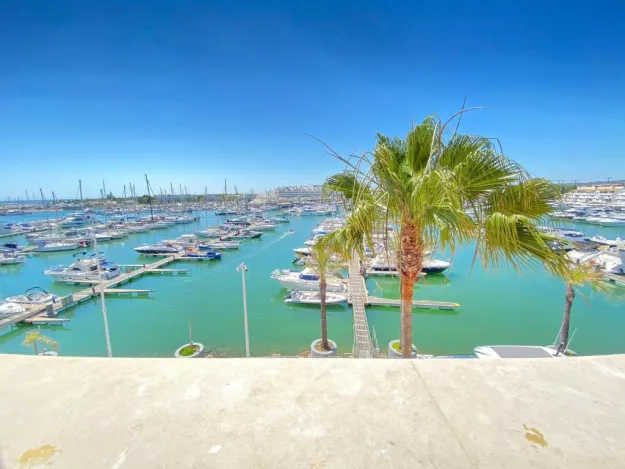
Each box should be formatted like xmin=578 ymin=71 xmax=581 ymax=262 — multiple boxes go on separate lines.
xmin=0 ymin=354 xmax=623 ymax=468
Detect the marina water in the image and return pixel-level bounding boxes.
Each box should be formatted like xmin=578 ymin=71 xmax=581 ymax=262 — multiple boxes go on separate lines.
xmin=1 ymin=211 xmax=624 ymax=357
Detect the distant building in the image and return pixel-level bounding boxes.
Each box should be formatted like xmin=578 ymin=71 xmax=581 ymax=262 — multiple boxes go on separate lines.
xmin=563 ymin=184 xmax=625 ymax=206
xmin=275 ymin=185 xmax=324 ymax=200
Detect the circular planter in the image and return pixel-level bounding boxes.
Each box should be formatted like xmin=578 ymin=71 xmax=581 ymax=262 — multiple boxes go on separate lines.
xmin=387 ymin=340 xmax=417 ymax=359
xmin=310 ymin=339 xmax=337 ymax=358
xmin=174 ymin=342 xmax=204 ymax=358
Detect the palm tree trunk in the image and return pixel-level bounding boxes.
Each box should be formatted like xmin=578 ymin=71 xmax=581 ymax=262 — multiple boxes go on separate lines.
xmin=320 ymin=278 xmax=329 ymax=350
xmin=560 ymin=282 xmax=575 ymax=349
xmin=399 ymin=219 xmax=423 ymax=358
xmin=33 ymin=341 xmax=39 ymax=356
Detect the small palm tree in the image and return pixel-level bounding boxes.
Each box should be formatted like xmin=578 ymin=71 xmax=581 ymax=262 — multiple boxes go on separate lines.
xmin=324 ymin=113 xmax=569 ymax=357
xmin=307 ymin=238 xmax=343 ymax=351
xmin=558 ymin=264 xmax=605 ymax=352
xmin=21 ymin=331 xmax=59 ymax=356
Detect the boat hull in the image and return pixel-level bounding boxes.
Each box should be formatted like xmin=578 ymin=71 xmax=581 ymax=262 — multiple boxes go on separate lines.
xmin=275 ymin=278 xmax=346 ymax=292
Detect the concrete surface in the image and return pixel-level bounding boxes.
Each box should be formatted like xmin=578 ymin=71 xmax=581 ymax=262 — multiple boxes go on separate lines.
xmin=0 ymin=355 xmax=624 ymax=468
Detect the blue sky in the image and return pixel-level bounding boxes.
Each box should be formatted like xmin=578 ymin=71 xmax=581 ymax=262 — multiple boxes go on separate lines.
xmin=0 ymin=0 xmax=623 ymax=199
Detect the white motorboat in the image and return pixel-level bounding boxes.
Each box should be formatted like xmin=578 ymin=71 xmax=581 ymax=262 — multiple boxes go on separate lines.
xmin=200 ymin=241 xmax=240 ymax=250
xmin=127 ymin=224 xmax=151 ymax=233
xmin=6 ymin=287 xmax=59 ymax=305
xmin=0 ymin=253 xmax=26 ymax=265
xmin=474 ymin=345 xmax=567 ymax=359
xmin=293 ymin=247 xmax=312 ymax=256
xmin=34 ymin=241 xmax=81 ymax=252
xmin=162 ymin=234 xmax=198 ymax=248
xmin=250 ymin=223 xmax=277 ymax=231
xmin=422 ymin=258 xmax=451 ymax=274
xmin=59 ymin=214 xmax=96 ymax=228
xmin=44 ymin=253 xmax=121 ymax=282
xmin=271 ymin=268 xmax=347 ymax=292
xmin=0 ymin=301 xmax=26 ymax=317
xmin=568 ymin=248 xmax=625 ymax=275
xmin=26 ymin=232 xmax=64 ymax=242
xmin=81 ymin=230 xmax=112 ymax=241
xmin=590 ymin=235 xmax=621 ymax=246
xmin=134 ymin=244 xmax=183 ymax=255
xmin=284 ymin=290 xmax=347 ymax=305
xmin=107 ymin=230 xmax=128 ymax=239
xmin=366 ymin=254 xmax=444 ymax=276
xmin=196 ymin=228 xmax=223 ymax=238
xmin=596 ymin=217 xmax=625 ymax=227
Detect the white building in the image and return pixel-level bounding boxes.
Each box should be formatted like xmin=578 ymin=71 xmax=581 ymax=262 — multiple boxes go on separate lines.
xmin=562 ymin=184 xmax=625 ymax=207
xmin=275 ymin=185 xmax=324 ymax=200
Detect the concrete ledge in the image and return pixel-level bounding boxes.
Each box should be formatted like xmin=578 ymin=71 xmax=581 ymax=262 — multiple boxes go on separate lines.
xmin=0 ymin=355 xmax=623 ymax=468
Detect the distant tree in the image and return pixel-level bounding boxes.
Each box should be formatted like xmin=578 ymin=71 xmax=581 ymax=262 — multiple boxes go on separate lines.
xmin=136 ymin=195 xmax=155 ymax=204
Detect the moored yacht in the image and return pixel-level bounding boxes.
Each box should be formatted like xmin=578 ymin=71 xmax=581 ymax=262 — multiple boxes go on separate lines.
xmin=162 ymin=234 xmax=199 ymax=248
xmin=44 ymin=253 xmax=121 ymax=283
xmin=200 ymin=241 xmax=240 ymax=250
xmin=0 ymin=301 xmax=25 ymax=317
xmin=34 ymin=241 xmax=82 ymax=252
xmin=284 ymin=290 xmax=347 ymax=305
xmin=0 ymin=252 xmax=26 ymax=265
xmin=271 ymin=268 xmax=347 ymax=292
xmin=474 ymin=345 xmax=568 ymax=359
xmin=6 ymin=287 xmax=59 ymax=305
xmin=134 ymin=244 xmax=184 ymax=255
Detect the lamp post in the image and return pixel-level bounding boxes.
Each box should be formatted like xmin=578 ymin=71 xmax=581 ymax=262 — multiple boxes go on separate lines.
xmin=236 ymin=262 xmax=251 ymax=357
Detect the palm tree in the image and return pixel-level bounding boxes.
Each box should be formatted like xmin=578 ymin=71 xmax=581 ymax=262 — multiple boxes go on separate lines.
xmin=558 ymin=264 xmax=604 ymax=352
xmin=307 ymin=238 xmax=342 ymax=352
xmin=21 ymin=331 xmax=59 ymax=356
xmin=324 ymin=113 xmax=570 ymax=357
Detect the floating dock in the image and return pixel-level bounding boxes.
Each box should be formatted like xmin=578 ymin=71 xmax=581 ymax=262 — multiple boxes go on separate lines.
xmin=0 ymin=255 xmax=182 ymax=329
xmin=348 ymin=254 xmax=375 ymax=358
xmin=604 ymin=273 xmax=625 ymax=287
xmin=364 ymin=296 xmax=460 ymax=310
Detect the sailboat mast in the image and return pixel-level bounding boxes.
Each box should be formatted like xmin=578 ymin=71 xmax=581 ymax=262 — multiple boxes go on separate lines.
xmin=145 ymin=174 xmax=154 ymax=221
xmin=40 ymin=188 xmax=50 ymax=225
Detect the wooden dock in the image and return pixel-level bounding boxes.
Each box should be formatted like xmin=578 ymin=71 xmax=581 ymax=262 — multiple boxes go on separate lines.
xmin=348 ymin=254 xmax=375 ymax=358
xmin=0 ymin=255 xmax=180 ymax=329
xmin=604 ymin=273 xmax=625 ymax=287
xmin=364 ymin=297 xmax=460 ymax=310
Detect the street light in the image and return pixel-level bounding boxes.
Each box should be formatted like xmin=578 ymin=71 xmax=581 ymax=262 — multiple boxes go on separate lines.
xmin=236 ymin=262 xmax=251 ymax=357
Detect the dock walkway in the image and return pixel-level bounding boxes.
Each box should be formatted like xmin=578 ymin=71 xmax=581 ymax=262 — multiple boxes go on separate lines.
xmin=348 ymin=254 xmax=374 ymax=358
xmin=0 ymin=255 xmax=180 ymax=329
xmin=347 ymin=253 xmax=461 ymax=357
xmin=604 ymin=273 xmax=625 ymax=287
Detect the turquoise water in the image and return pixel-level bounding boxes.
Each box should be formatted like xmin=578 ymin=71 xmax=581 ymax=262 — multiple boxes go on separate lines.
xmin=1 ymin=212 xmax=624 ymax=357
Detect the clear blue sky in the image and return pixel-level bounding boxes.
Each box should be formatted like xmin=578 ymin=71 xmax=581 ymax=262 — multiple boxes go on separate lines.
xmin=1 ymin=0 xmax=623 ymax=199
